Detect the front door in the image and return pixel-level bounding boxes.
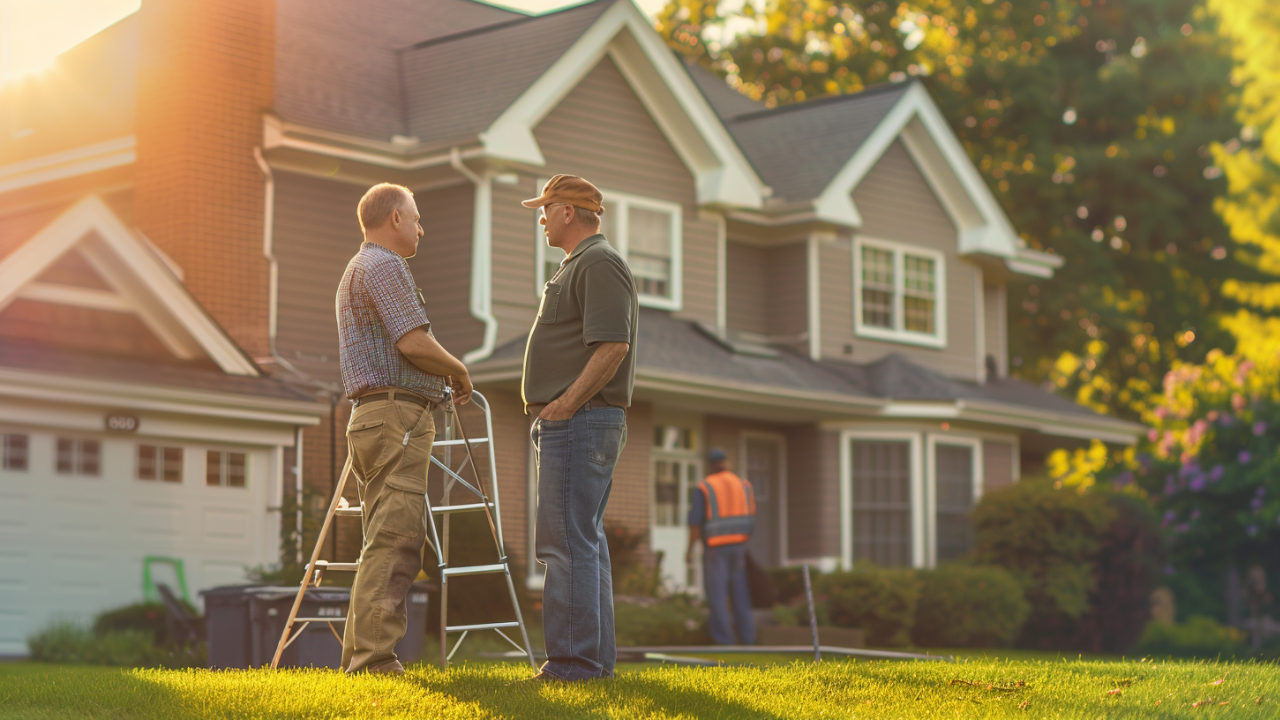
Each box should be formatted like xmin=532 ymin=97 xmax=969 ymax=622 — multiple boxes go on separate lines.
xmin=650 ymin=455 xmax=700 ymax=592
xmin=742 ymin=434 xmax=784 ymax=567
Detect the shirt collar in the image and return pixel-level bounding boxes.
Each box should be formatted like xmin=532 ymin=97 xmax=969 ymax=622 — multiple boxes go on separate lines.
xmin=561 ymin=234 xmax=607 ymax=265
xmin=362 ymin=241 xmax=407 ymax=263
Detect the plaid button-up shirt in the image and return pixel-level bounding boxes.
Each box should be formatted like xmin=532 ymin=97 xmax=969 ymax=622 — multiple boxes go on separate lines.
xmin=336 ymin=242 xmax=447 ymax=401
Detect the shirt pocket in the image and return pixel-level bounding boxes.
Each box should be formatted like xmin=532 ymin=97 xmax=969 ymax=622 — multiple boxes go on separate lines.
xmin=538 ymin=282 xmax=562 ymax=325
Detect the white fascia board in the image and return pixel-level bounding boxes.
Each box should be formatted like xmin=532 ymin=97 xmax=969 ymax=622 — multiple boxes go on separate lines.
xmin=635 ymin=369 xmax=884 ymax=412
xmin=879 ymin=397 xmax=1143 ymax=444
xmin=1005 ymin=246 xmax=1064 ymax=278
xmin=264 ymin=114 xmax=486 ymax=170
xmin=0 ymin=196 xmax=259 ymax=376
xmin=480 ymin=0 xmax=765 ymax=208
xmin=0 ymin=368 xmax=325 ymax=426
xmin=0 ymin=136 xmax=135 ymax=194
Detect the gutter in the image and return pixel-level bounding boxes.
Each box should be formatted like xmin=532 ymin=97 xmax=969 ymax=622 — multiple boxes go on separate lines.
xmin=450 ymin=147 xmax=498 ymax=363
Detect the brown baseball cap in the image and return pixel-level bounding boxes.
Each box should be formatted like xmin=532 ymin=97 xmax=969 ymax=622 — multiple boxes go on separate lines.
xmin=521 ymin=174 xmax=605 ymax=214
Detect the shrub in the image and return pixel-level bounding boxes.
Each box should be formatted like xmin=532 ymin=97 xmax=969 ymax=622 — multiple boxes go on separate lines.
xmin=1132 ymin=616 xmax=1247 ymax=659
xmin=766 ymin=566 xmax=821 ymax=606
xmin=28 ymin=623 xmax=203 ymax=668
xmin=613 ymin=595 xmax=711 ymax=646
xmin=818 ymin=567 xmax=920 ymax=647
xmin=93 ymin=601 xmax=202 ymax=648
xmin=911 ymin=564 xmax=1029 ymax=648
xmin=605 ymin=521 xmax=662 ymax=597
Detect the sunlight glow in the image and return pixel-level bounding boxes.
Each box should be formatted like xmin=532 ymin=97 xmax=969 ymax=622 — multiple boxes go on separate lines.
xmin=1 ymin=0 xmax=141 ymax=85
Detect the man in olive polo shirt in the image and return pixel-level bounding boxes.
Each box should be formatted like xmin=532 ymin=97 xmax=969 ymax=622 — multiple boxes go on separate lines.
xmin=521 ymin=175 xmax=638 ymax=681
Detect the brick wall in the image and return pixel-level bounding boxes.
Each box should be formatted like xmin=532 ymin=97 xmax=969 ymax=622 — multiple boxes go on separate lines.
xmin=133 ymin=0 xmax=275 ymax=358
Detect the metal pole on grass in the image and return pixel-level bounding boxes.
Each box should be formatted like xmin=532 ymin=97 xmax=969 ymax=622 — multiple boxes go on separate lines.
xmin=802 ymin=565 xmax=819 ymax=662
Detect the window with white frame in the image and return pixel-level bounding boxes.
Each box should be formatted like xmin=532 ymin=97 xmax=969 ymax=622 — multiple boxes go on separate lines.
xmin=3 ymin=434 xmax=28 ymax=471
xmin=206 ymin=450 xmax=246 ymax=488
xmin=535 ymin=185 xmax=683 ymax=310
xmin=853 ymin=238 xmax=946 ymax=347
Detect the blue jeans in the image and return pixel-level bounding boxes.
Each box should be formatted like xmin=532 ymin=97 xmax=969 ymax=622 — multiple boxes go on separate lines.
xmin=703 ymin=543 xmax=756 ymax=645
xmin=531 ymin=404 xmax=626 ymax=680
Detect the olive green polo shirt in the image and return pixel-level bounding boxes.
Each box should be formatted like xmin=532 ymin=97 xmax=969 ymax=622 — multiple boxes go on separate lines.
xmin=522 ymin=234 xmax=639 ymax=411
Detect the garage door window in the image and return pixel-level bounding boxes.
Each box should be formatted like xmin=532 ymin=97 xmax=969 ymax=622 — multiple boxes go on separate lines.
xmin=56 ymin=438 xmax=100 ymax=476
xmin=207 ymin=451 xmax=246 ymax=488
xmin=138 ymin=445 xmax=183 ymax=483
xmin=3 ymin=434 xmax=27 ymax=471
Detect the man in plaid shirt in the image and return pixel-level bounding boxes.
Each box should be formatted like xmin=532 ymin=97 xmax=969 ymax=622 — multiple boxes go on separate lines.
xmin=336 ymin=182 xmax=471 ymax=675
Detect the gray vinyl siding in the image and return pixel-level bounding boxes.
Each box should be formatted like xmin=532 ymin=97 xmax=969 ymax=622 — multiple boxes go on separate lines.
xmin=982 ymin=440 xmax=1015 ymax=493
xmin=272 ymin=172 xmax=481 ymax=382
xmin=984 ymin=282 xmax=1006 ymax=377
xmin=491 ymin=177 xmax=541 ymax=349
xmin=726 ymin=241 xmax=766 ymax=334
xmin=726 ymin=240 xmax=807 ymax=342
xmin=824 ymin=140 xmax=980 ymax=381
xmin=769 ymin=243 xmax=808 ymax=343
xmin=785 ymin=426 xmax=841 ymax=560
xmin=525 ymin=56 xmax=719 ymax=325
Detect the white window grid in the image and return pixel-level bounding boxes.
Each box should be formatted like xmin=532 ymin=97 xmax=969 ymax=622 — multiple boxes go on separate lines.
xmin=852 ymin=236 xmax=947 ymax=348
xmin=534 ymin=183 xmax=683 ymax=311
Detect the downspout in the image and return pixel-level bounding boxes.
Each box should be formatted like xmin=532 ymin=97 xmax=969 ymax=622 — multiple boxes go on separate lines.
xmin=293 ymin=425 xmax=303 ymax=565
xmin=450 ymin=147 xmax=498 ymax=363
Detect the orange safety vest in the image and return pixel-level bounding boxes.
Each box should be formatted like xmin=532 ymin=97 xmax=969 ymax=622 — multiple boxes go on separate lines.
xmin=697 ymin=471 xmax=756 ymax=547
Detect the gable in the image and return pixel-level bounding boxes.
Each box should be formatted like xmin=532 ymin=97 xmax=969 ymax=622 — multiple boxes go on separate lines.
xmin=534 ymin=56 xmax=694 ymax=200
xmin=852 ymin=141 xmax=956 ymax=244
xmin=0 ymin=196 xmax=257 ymax=375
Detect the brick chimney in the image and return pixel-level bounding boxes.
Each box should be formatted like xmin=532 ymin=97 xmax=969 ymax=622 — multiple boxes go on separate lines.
xmin=134 ymin=0 xmax=275 ymax=358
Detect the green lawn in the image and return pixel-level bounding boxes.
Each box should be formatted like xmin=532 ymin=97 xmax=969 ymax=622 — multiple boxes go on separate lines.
xmin=1 ymin=657 xmax=1277 ymax=719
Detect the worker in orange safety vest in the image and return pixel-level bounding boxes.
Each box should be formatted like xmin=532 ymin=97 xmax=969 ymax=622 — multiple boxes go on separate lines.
xmin=685 ymin=447 xmax=756 ymax=645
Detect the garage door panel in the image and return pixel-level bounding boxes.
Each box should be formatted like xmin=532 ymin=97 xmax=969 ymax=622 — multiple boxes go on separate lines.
xmin=203 ymin=508 xmax=248 ymax=544
xmin=50 ymin=553 xmax=108 ymax=592
xmin=51 ymin=495 xmax=107 ymax=536
xmin=134 ymin=501 xmax=183 ymax=538
xmin=0 ymin=609 xmax=27 ymax=655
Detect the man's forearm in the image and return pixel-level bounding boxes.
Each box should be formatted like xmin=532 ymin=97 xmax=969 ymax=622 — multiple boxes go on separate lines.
xmin=396 ymin=327 xmax=467 ymax=377
xmin=552 ymin=342 xmax=628 ymax=412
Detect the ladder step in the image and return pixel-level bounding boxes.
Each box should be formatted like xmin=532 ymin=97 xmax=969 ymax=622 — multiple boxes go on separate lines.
xmin=434 ymin=438 xmax=489 ymax=447
xmin=432 ymin=502 xmax=493 ymax=514
xmin=293 ymin=617 xmax=347 ymax=623
xmin=446 ymin=621 xmax=519 ymax=632
xmin=334 ymin=506 xmax=363 ymax=517
xmin=313 ymin=560 xmax=360 ymax=572
xmin=442 ymin=563 xmax=507 ymax=577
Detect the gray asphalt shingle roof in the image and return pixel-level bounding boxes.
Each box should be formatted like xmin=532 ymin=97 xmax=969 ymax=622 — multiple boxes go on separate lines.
xmin=399 ymin=1 xmax=615 ymax=149
xmin=722 ymin=84 xmax=910 ymax=203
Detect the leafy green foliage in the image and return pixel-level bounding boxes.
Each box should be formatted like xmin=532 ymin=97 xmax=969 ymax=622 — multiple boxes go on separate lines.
xmin=613 ymin=595 xmax=712 ymax=646
xmin=657 ymin=0 xmax=1254 ymax=419
xmin=911 ymin=564 xmax=1029 ymax=648
xmin=818 ymin=567 xmax=920 ymax=647
xmin=1133 ymin=615 xmax=1246 ymax=659
xmin=93 ymin=602 xmax=199 ymax=649
xmin=973 ymin=478 xmax=1115 ymax=623
xmin=27 ymin=623 xmax=204 ymax=669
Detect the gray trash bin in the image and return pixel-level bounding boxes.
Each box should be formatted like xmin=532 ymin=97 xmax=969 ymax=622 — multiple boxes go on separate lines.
xmin=202 ymin=582 xmax=430 ymax=669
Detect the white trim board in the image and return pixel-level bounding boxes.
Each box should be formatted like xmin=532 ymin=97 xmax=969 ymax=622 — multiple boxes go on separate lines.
xmin=923 ymin=434 xmax=982 ymax=568
xmin=739 ymin=429 xmax=789 ymax=567
xmin=0 ymin=195 xmax=259 ymax=376
xmin=839 ymin=429 xmax=924 ymax=570
xmin=0 ymin=137 xmax=135 ymax=195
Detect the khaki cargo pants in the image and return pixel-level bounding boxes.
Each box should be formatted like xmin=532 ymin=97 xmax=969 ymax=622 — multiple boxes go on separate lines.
xmin=340 ymin=396 xmax=435 ymax=673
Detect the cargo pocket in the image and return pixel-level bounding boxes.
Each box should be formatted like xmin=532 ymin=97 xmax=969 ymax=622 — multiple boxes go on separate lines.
xmin=538 ymin=282 xmax=562 ymax=324
xmin=373 ymin=488 xmax=426 ymax=540
xmin=388 ymin=405 xmax=435 ymax=493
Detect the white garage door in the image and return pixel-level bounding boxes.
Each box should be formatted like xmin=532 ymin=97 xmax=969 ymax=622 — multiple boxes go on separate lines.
xmin=0 ymin=427 xmax=278 ymax=656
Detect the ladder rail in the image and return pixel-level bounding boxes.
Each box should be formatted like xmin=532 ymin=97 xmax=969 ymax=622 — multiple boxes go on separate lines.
xmin=270 ymin=453 xmax=353 ymax=669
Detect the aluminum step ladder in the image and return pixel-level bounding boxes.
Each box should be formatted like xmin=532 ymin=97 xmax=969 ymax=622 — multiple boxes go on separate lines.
xmin=270 ymin=389 xmax=537 ymax=670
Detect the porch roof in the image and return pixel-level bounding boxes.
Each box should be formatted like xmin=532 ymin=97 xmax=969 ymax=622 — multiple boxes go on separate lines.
xmin=475 ymin=309 xmax=1143 ymax=441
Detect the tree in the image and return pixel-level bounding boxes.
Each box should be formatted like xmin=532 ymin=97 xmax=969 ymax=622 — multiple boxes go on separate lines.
xmin=657 ymin=0 xmax=1254 ymax=419
xmin=1207 ymin=0 xmax=1280 ymax=362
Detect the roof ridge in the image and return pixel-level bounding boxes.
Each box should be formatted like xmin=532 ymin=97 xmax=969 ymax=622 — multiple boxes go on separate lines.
xmin=400 ymin=0 xmax=609 ymax=52
xmin=726 ymin=80 xmax=912 ymax=123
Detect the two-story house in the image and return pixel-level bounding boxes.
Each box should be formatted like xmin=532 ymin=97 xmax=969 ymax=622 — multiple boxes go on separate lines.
xmin=0 ymin=0 xmax=1141 ymax=651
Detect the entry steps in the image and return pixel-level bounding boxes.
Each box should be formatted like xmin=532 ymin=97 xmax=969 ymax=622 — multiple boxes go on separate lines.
xmin=270 ymin=390 xmax=536 ymax=670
